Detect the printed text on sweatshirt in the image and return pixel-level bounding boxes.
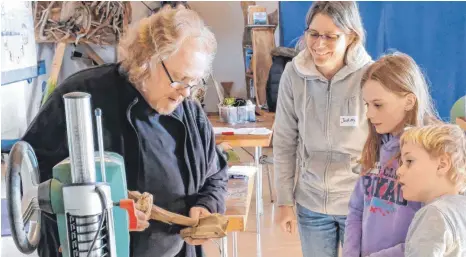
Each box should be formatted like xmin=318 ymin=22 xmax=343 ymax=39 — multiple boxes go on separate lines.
xmin=343 ymin=134 xmax=423 ymax=257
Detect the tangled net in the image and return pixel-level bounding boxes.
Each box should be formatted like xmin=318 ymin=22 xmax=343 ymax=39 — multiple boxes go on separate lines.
xmin=33 ymin=1 xmax=132 ymax=45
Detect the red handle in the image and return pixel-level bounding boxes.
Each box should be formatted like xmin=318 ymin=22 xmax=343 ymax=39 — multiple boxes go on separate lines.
xmin=118 ymin=199 xmax=138 ymax=230
xmin=222 ymin=131 xmax=234 ymax=135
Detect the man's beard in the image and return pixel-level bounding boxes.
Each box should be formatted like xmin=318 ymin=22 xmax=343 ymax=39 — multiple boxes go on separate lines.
xmin=154 ymin=99 xmax=181 ymax=115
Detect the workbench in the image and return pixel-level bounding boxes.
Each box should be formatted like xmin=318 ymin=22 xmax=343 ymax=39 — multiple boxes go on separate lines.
xmin=224 ymin=166 xmax=256 ymax=257
xmin=208 ymin=111 xmax=275 ymax=257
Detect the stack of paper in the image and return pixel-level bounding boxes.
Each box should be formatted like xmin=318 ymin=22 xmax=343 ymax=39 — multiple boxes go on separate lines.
xmin=228 ymin=165 xmax=257 ymax=177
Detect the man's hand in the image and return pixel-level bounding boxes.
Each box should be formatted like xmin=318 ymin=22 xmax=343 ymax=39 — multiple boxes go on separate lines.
xmin=183 ymin=206 xmax=211 ymax=245
xmin=130 ymin=209 xmax=151 ymax=232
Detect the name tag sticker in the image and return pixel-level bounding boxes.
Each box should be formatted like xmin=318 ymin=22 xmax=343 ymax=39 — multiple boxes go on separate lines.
xmin=340 ymin=116 xmax=358 ymax=127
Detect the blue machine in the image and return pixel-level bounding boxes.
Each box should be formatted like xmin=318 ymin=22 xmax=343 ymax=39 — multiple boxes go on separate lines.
xmin=6 ymin=92 xmax=137 ymax=257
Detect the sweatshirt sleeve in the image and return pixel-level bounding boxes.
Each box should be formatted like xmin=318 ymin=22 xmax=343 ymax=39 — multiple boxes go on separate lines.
xmin=404 ymin=205 xmax=453 ymax=257
xmin=273 ymin=63 xmax=299 ymax=206
xmin=343 ymin=176 xmax=365 ymax=257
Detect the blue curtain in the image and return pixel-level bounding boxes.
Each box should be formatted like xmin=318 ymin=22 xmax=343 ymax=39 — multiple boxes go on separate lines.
xmin=279 ymin=1 xmax=466 ymax=121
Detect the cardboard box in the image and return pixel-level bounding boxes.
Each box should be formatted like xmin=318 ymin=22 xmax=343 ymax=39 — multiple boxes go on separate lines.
xmin=248 ymin=5 xmax=267 ymax=25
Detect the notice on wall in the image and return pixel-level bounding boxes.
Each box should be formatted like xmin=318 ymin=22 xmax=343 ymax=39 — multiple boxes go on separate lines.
xmin=1 ymin=1 xmax=37 ymax=85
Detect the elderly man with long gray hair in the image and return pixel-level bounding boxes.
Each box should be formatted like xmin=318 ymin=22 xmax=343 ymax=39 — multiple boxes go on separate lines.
xmin=21 ymin=7 xmax=228 ymax=257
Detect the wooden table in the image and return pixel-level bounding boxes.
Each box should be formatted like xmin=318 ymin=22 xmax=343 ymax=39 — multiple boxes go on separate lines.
xmin=225 ymin=176 xmax=255 ymax=233
xmin=224 ymin=167 xmax=256 ymax=257
xmin=209 ymin=111 xmax=275 ymax=147
xmin=208 ymin=111 xmax=274 ymax=257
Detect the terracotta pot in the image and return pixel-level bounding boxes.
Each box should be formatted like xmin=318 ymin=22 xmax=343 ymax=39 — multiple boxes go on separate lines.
xmin=220 ymin=82 xmax=234 ymax=97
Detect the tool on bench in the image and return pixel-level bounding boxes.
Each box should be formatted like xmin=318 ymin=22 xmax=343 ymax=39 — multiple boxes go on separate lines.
xmin=6 ymin=92 xmax=138 ymax=257
xmin=128 ymin=191 xmax=229 ymax=240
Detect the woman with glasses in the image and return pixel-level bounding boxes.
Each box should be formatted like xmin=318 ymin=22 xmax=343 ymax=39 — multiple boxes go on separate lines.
xmin=273 ymin=2 xmax=372 ymax=257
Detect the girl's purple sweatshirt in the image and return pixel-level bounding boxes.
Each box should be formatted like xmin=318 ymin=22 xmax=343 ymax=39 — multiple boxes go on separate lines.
xmin=343 ymin=134 xmax=423 ymax=257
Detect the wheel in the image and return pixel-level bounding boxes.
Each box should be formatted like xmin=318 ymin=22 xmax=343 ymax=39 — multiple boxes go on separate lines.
xmin=6 ymin=141 xmax=41 ymax=254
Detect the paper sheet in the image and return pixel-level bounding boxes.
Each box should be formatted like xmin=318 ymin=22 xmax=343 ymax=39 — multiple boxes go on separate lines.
xmin=228 ymin=166 xmax=257 ymax=177
xmin=213 ymin=127 xmax=272 ymax=135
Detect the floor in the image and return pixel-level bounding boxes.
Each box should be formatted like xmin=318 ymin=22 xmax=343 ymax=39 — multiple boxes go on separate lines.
xmin=0 ymin=147 xmax=305 ymax=257
xmin=203 ymin=147 xmax=303 ymax=257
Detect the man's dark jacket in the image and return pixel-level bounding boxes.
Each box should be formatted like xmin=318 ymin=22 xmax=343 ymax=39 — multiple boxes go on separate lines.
xmin=21 ymin=63 xmax=228 ymax=257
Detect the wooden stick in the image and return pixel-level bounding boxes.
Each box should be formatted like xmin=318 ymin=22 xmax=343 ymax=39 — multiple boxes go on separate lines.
xmin=81 ymin=43 xmax=105 ymax=65
xmin=127 ymin=191 xmax=198 ymax=227
xmin=49 ymin=42 xmax=67 ymax=84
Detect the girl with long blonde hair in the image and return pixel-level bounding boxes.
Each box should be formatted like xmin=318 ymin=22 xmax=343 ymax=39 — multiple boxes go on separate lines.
xmin=343 ymin=52 xmax=440 ymax=257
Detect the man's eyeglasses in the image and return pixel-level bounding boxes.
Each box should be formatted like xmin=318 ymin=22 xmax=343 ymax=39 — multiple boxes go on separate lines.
xmin=161 ymin=61 xmax=206 ymax=91
xmin=305 ymin=29 xmax=343 ymax=43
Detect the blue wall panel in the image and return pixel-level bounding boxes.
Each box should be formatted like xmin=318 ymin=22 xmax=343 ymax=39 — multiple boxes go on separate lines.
xmin=279 ymin=1 xmax=466 ymax=120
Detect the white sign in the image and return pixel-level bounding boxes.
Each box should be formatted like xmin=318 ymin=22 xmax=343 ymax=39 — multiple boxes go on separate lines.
xmin=1 ymin=1 xmax=37 ymax=85
xmin=340 ymin=116 xmax=358 ymax=127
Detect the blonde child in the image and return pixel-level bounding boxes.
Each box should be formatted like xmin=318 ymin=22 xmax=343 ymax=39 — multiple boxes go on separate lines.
xmin=343 ymin=52 xmax=441 ymax=257
xmin=398 ymin=124 xmax=466 ymax=257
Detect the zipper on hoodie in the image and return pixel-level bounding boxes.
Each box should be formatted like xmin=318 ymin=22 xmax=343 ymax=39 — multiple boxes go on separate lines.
xmin=126 ymin=97 xmax=142 ymax=187
xmin=168 ymin=105 xmax=194 ymax=196
xmin=323 ymin=79 xmax=332 ymax=213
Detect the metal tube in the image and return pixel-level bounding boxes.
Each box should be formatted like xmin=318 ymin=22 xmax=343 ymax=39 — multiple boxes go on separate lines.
xmin=95 ymin=108 xmax=106 ymax=182
xmin=220 ymin=237 xmax=228 ymax=257
xmin=63 ymin=92 xmax=96 ymax=183
xmin=232 ymin=232 xmax=238 ymax=257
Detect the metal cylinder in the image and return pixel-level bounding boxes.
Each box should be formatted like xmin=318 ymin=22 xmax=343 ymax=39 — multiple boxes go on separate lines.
xmin=63 ymin=92 xmax=96 ymax=183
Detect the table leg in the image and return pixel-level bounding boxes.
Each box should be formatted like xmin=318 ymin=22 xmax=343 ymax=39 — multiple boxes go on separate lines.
xmin=220 ymin=237 xmax=228 ymax=257
xmin=255 ymin=146 xmax=263 ymax=215
xmin=256 ymin=206 xmax=262 ymax=257
xmin=255 ymin=146 xmax=263 ymax=257
xmin=232 ymin=232 xmax=238 ymax=257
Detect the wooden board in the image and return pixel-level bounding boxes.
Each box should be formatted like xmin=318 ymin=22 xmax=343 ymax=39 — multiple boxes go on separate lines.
xmin=251 ymin=28 xmax=275 ymax=106
xmin=241 ymin=1 xmax=256 ymax=45
xmin=49 ymin=42 xmax=67 ymax=83
xmin=225 ymin=174 xmax=255 ymax=232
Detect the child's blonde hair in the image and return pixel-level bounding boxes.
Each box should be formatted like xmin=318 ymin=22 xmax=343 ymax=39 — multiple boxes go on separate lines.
xmin=359 ymin=52 xmax=441 ymax=173
xmin=400 ymin=124 xmax=466 ymax=192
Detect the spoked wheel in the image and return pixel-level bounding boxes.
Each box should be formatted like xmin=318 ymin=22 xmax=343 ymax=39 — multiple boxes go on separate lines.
xmin=6 ymin=141 xmax=41 ymax=254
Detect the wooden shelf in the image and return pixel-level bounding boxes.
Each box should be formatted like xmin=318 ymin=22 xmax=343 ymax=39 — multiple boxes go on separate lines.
xmin=246 ymin=24 xmax=277 ymax=29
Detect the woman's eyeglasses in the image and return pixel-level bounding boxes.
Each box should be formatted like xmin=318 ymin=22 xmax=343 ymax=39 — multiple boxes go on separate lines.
xmin=305 ymin=29 xmax=343 ymax=44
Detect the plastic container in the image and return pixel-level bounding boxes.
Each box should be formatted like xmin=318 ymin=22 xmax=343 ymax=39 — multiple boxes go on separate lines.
xmin=219 ymin=103 xmax=256 ymax=124
xmin=237 ymin=106 xmax=248 ymax=123
xmin=246 ymin=104 xmax=256 ymax=122
xmin=219 ymin=105 xmax=238 ymax=124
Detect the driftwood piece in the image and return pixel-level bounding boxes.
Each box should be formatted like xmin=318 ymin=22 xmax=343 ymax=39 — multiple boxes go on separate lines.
xmin=268 ymin=9 xmax=279 ymax=26
xmin=251 ymin=28 xmax=275 ymax=106
xmin=33 ymin=1 xmax=131 ymax=45
xmin=128 ymin=191 xmax=229 ymax=239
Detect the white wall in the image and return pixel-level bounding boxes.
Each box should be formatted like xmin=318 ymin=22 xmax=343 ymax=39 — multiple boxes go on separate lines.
xmin=1 ymin=1 xmax=280 ymax=140
xmin=190 ymin=1 xmax=279 ymax=112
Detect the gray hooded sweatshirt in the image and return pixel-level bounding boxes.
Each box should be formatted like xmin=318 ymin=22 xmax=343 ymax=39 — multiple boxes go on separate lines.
xmin=273 ymin=45 xmax=372 ymax=215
